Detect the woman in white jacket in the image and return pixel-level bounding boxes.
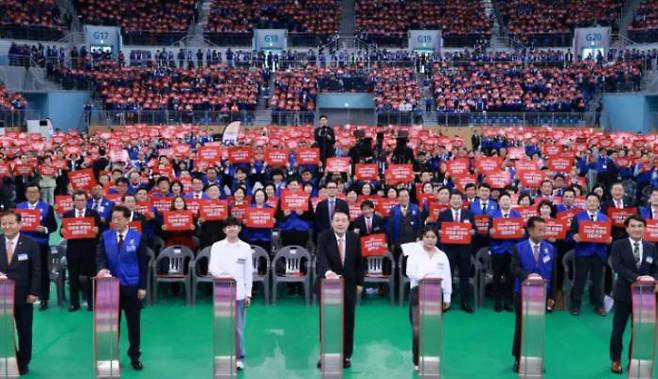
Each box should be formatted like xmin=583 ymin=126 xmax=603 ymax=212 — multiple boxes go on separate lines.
xmin=403 ymin=225 xmax=452 ymax=371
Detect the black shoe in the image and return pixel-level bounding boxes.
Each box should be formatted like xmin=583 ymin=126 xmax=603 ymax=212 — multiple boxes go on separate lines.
xmin=512 ymin=361 xmax=519 ymax=373
xmin=39 ymin=301 xmax=48 ymax=311
xmin=570 ymin=307 xmax=580 ymax=316
xmin=494 ymin=303 xmax=502 ymax=312
xmin=317 ymin=360 xmax=321 ymax=369
xmin=87 ymin=305 xmax=94 ymax=312
xmin=462 ymin=304 xmax=474 ymax=314
xmin=131 ymin=360 xmax=143 ymax=370
xmin=504 ymin=303 xmax=514 ymax=312
xmin=18 ymin=366 xmax=28 ymax=375
xmin=68 ymin=305 xmax=80 ymax=312
xmin=343 ymin=358 xmax=351 ymax=368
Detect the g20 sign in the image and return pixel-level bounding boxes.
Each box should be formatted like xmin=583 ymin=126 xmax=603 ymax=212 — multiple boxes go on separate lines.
xmin=264 ymin=34 xmax=279 ymax=44
xmin=585 ymin=33 xmax=602 ymax=42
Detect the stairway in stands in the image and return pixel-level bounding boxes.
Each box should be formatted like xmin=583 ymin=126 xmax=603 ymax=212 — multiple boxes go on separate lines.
xmin=187 ymin=0 xmax=214 ymax=46
xmin=339 ymin=0 xmax=356 ymax=37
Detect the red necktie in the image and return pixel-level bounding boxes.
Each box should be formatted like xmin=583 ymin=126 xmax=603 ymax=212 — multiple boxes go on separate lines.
xmin=338 ymin=237 xmax=345 ymax=265
xmin=366 ymin=217 xmax=372 ymax=233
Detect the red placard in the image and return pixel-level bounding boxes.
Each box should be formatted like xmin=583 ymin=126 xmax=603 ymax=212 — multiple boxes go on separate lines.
xmin=16 ymin=209 xmax=40 ymax=231
xmin=325 ymin=157 xmax=351 ymax=173
xmin=280 ymin=190 xmax=310 ymax=212
xmin=348 ymin=202 xmax=362 ymax=221
xmin=474 ymin=215 xmax=490 ymax=235
xmin=230 ymin=203 xmax=248 ymax=220
xmin=68 ymin=169 xmax=97 ymax=191
xmin=360 ymin=233 xmax=388 ymax=257
xmin=265 ymin=149 xmax=289 ymax=166
xmin=485 ymin=171 xmax=512 ymax=189
xmin=508 ymin=147 xmax=525 ymax=160
xmin=227 ymin=147 xmax=253 ymax=164
xmin=454 ymin=174 xmax=477 ymax=192
xmin=244 ymin=208 xmax=275 ymax=228
xmin=440 ymin=222 xmax=472 ymax=245
xmin=197 ymin=145 xmax=222 ymax=162
xmin=547 ymin=157 xmax=573 ymax=173
xmin=376 ymin=198 xmax=399 ymax=217
xmin=607 ymin=207 xmax=637 ymax=228
xmin=39 ymin=165 xmax=57 ymax=177
xmin=153 ymin=197 xmax=173 ymax=214
xmin=518 ymin=170 xmax=545 ymax=189
xmin=545 ymin=219 xmax=568 ymax=240
xmin=475 ymin=157 xmax=501 ymax=174
xmin=514 ymin=206 xmax=538 ymax=222
xmin=129 ymin=221 xmax=143 ymax=232
xmin=186 ymin=198 xmax=202 ymax=216
xmin=447 ymin=159 xmax=470 ymax=176
xmin=13 ymin=163 xmax=34 ymax=176
xmin=385 ymin=164 xmax=414 ymax=185
xmin=427 ymin=202 xmax=449 ymax=222
xmin=198 ymin=200 xmax=228 ymax=221
xmin=354 ymin=164 xmax=379 ymax=181
xmin=578 ymin=221 xmax=612 ymax=243
xmin=0 ymin=164 xmax=10 ymax=177
xmin=162 ymin=210 xmax=195 ymax=231
xmin=296 ymin=148 xmax=320 ymax=165
xmin=62 ymin=217 xmax=97 ymax=239
xmin=557 ymin=208 xmax=582 ymax=224
xmin=134 ymin=201 xmax=154 ymax=219
xmin=515 ymin=159 xmax=539 ymax=172
xmin=55 ymin=195 xmax=74 ymax=215
xmin=645 ymin=220 xmax=658 ymax=242
xmin=491 ymin=218 xmax=525 ymax=239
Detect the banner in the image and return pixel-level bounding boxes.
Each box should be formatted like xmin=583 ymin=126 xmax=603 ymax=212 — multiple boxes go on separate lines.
xmin=446 ymin=159 xmax=469 ymax=176
xmin=385 ymin=164 xmax=414 ymax=185
xmin=354 ymin=164 xmax=379 ymax=181
xmin=227 ymin=147 xmax=252 ymax=164
xmin=474 ymin=215 xmax=490 ymax=235
xmin=134 ymin=201 xmax=154 ymax=219
xmin=556 ymin=208 xmax=582 ymax=224
xmin=485 ymin=171 xmax=512 ymax=189
xmin=544 ymin=219 xmax=568 ymax=240
xmin=325 ymin=157 xmax=351 ymax=173
xmin=376 ymin=198 xmax=398 ymax=217
xmin=491 ymin=218 xmax=525 ymax=239
xmin=153 ymin=197 xmax=173 ymax=214
xmin=518 ymin=170 xmax=545 ymax=189
xmin=265 ymin=149 xmax=289 ymax=166
xmin=296 ymin=148 xmax=320 ymax=165
xmin=645 ymin=220 xmax=658 ymax=242
xmin=427 ymin=201 xmax=449 ymax=222
xmin=68 ymin=168 xmax=97 ymax=191
xmin=129 ymin=221 xmax=143 ymax=232
xmin=514 ymin=206 xmax=538 ymax=223
xmin=199 ymin=200 xmax=229 ymax=221
xmin=280 ymin=190 xmax=309 ymax=212
xmin=475 ymin=157 xmax=501 ymax=174
xmin=348 ymin=202 xmax=361 ymax=221
xmin=55 ymin=195 xmax=74 ymax=215
xmin=453 ymin=173 xmax=476 ymax=192
xmin=607 ymin=207 xmax=637 ymax=228
xmin=578 ymin=221 xmax=612 ymax=243
xmin=162 ymin=210 xmax=195 ymax=231
xmin=62 ymin=217 xmax=97 ymax=239
xmin=17 ymin=209 xmax=40 ymax=231
xmin=440 ymin=222 xmax=472 ymax=245
xmin=547 ymin=157 xmax=573 ymax=173
xmin=244 ymin=208 xmax=275 ymax=228
xmin=408 ymin=30 xmax=442 ymax=52
xmin=230 ymin=203 xmax=248 ymax=220
xmin=253 ymin=29 xmax=288 ymax=51
xmin=360 ymin=233 xmax=388 ymax=257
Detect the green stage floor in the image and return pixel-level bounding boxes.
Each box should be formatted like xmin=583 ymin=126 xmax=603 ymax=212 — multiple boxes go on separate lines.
xmin=24 ymin=290 xmax=653 ymax=378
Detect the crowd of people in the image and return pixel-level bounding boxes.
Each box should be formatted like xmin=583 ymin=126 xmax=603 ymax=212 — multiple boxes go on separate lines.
xmin=0 ymin=0 xmax=64 ymax=34
xmin=0 ymin=83 xmax=26 ymax=111
xmin=370 ymin=67 xmax=421 ymax=113
xmin=629 ymin=0 xmax=658 ymax=43
xmin=206 ymin=0 xmax=340 ymax=36
xmin=431 ymin=59 xmax=642 ymax=113
xmin=355 ymin=0 xmax=492 ymax=39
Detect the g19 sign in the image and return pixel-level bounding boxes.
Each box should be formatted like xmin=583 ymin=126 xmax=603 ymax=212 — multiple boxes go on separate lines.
xmin=408 ymin=30 xmax=442 ymax=52
xmin=253 ymin=29 xmax=288 ymax=51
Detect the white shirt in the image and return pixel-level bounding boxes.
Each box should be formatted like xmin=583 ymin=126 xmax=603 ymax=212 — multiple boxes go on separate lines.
xmin=75 ymin=208 xmax=85 ymax=218
xmin=587 ymin=212 xmax=597 ymax=221
xmin=404 ymin=242 xmax=452 ymax=304
xmin=208 ymin=239 xmax=253 ymax=300
xmin=629 ymin=238 xmax=643 ymax=264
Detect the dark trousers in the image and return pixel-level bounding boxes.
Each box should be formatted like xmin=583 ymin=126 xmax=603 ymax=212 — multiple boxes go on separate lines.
xmin=15 ymin=303 xmax=33 ymax=369
xmin=555 ymin=240 xmax=575 ymax=292
xmin=66 ymin=248 xmax=96 ymax=307
xmin=38 ymin=243 xmax=50 ymax=301
xmin=492 ymin=254 xmax=513 ymax=306
xmin=512 ymin=293 xmax=522 ymax=360
xmin=446 ymin=248 xmax=472 ymax=305
xmin=409 ymin=287 xmax=420 ymax=365
xmin=610 ymin=300 xmax=632 ymax=362
xmin=571 ymin=255 xmax=604 ymax=309
xmin=119 ymin=286 xmax=142 ymax=361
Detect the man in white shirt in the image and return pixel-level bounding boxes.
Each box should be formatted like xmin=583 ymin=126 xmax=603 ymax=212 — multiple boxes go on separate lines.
xmin=208 ymin=216 xmax=253 ymax=371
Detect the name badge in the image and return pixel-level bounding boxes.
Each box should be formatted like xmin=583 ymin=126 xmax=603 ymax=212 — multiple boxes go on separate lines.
xmin=647 ymin=256 xmax=654 ymax=264
xmin=126 ymin=245 xmax=137 ymax=253
xmin=18 ymin=254 xmax=28 ymax=261
xmin=542 ymin=255 xmax=551 ymax=264
xmin=237 ymin=258 xmax=246 ymax=264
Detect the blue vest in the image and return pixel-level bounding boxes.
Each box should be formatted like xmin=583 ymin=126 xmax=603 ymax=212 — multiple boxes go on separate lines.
xmin=87 ymin=198 xmax=114 ymax=221
xmin=490 ymin=209 xmax=523 ymax=255
xmin=573 ymin=211 xmax=609 ymax=259
xmin=278 ymin=212 xmax=311 ymax=232
xmin=102 ymin=229 xmax=142 ymax=287
xmin=470 ymin=198 xmax=498 ymax=216
xmin=514 ymin=239 xmax=555 ymax=294
xmin=388 ymin=204 xmax=421 ymax=245
xmin=16 ymin=201 xmax=51 ymax=245
xmin=640 ymin=207 xmax=656 ymax=220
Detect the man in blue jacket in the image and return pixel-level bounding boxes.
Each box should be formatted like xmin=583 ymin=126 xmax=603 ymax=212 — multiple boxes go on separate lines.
xmin=96 ymin=205 xmax=148 ymax=371
xmin=387 ymin=188 xmax=421 ymax=259
xmin=510 ymin=216 xmax=556 ymax=373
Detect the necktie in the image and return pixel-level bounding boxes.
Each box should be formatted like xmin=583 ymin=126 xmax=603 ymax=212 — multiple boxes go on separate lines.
xmin=366 ymin=217 xmax=372 ymax=234
xmin=94 ymin=200 xmax=100 ymax=212
xmin=616 ymin=200 xmax=622 ymax=209
xmin=118 ymin=234 xmax=124 ymax=253
xmin=338 ymin=237 xmax=345 ymax=265
xmin=532 ymin=244 xmax=540 ymax=262
xmin=6 ymin=239 xmax=14 ymax=265
xmin=482 ymin=202 xmax=488 ymax=214
xmin=329 ymin=200 xmax=335 ymax=220
xmin=504 ymin=213 xmax=509 ymax=219
xmin=633 ymin=242 xmax=641 ymax=268
xmin=653 ymin=208 xmax=658 ymax=220
xmin=454 ymin=211 xmax=460 ymax=222
xmin=77 ymin=210 xmax=83 ymax=218
xmin=590 ymin=214 xmax=595 ymax=221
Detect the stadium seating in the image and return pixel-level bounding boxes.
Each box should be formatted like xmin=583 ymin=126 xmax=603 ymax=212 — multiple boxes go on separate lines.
xmin=629 ymin=0 xmax=658 ymax=43
xmin=0 ymin=0 xmax=64 ymax=40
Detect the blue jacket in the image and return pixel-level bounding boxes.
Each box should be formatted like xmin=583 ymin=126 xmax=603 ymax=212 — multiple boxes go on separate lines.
xmin=16 ymin=200 xmax=56 ymax=245
xmin=470 ymin=198 xmax=499 ymax=216
xmin=490 ymin=209 xmax=523 ymax=255
xmin=387 ymin=203 xmax=421 ymax=245
xmin=98 ymin=229 xmax=146 ymax=288
xmin=640 ymin=207 xmax=656 ymax=220
xmin=571 ymin=211 xmax=609 ymax=260
xmin=87 ymin=198 xmax=114 ymax=221
xmin=244 ymin=204 xmax=273 ymax=242
xmin=512 ymin=239 xmax=556 ymax=295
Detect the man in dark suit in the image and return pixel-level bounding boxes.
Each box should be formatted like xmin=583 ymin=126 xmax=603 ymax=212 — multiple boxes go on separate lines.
xmin=602 ymin=182 xmax=636 ymax=241
xmin=62 ymin=190 xmax=101 ymax=311
xmin=0 ymin=210 xmax=41 ymax=375
xmin=314 ymin=115 xmax=335 ymax=164
xmin=609 ymin=215 xmax=658 ymax=374
xmin=16 ymin=182 xmax=57 ymax=311
xmin=437 ymin=191 xmax=476 ymax=313
xmin=121 ymin=194 xmax=147 ymax=232
xmin=314 ymin=181 xmax=349 ymax=238
xmin=316 ymin=210 xmax=364 ymax=369
xmin=96 ymin=205 xmax=148 ymax=371
xmin=352 ymin=200 xmax=384 ymax=237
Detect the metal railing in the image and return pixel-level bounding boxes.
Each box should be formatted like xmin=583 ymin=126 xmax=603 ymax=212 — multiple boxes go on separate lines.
xmin=87 ymin=109 xmax=256 ymax=127
xmin=0 ymin=109 xmax=41 ymax=129
xmin=0 ymin=25 xmax=65 ymax=41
